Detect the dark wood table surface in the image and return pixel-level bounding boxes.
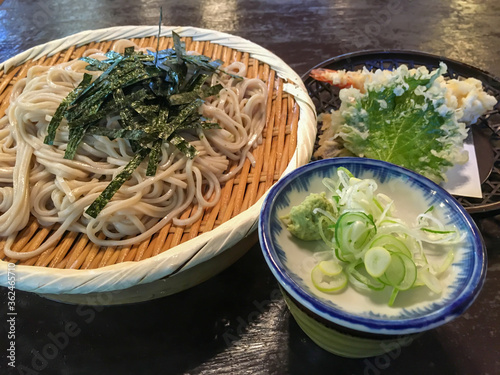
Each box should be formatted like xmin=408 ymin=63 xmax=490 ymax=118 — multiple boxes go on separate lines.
xmin=1 ymin=0 xmax=500 ymax=374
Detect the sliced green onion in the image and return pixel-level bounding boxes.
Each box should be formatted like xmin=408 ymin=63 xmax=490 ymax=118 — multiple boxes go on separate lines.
xmin=334 ymin=246 xmax=354 ymax=263
xmin=432 ymin=250 xmax=454 ymax=276
xmin=317 ymin=216 xmax=335 ymax=248
xmin=318 ymin=260 xmax=343 ymax=276
xmin=311 ymin=264 xmax=348 ymax=293
xmin=420 ymin=228 xmax=457 ymax=234
xmin=347 ymin=262 xmax=385 ymax=291
xmin=395 ymin=253 xmax=417 ymax=291
xmin=369 ymin=234 xmax=412 ymax=258
xmin=388 ymin=288 xmax=399 ymax=307
xmin=424 ymin=205 xmax=435 ymax=214
xmin=379 ymin=253 xmax=405 ymax=287
xmin=418 ymin=268 xmax=443 ymax=294
xmin=364 ymin=246 xmax=391 ymax=278
xmin=337 ymin=167 xmax=354 ymax=178
xmin=282 ymin=167 xmax=465 ymax=306
xmin=335 ymin=211 xmax=376 ymax=258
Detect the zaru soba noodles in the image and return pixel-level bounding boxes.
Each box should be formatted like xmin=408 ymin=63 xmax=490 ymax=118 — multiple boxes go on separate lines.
xmin=0 ymin=39 xmax=268 ymax=260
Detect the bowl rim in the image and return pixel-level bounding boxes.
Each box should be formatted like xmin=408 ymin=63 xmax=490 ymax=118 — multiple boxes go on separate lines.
xmin=259 ymin=157 xmax=487 ymax=335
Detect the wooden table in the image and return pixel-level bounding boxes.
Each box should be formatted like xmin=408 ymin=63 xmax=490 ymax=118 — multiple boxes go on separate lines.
xmin=1 ymin=0 xmax=499 ymax=374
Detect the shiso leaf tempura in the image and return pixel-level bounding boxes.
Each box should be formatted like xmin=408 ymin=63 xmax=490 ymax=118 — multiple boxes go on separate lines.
xmin=311 ymin=63 xmax=497 ymax=183
xmin=281 ymin=168 xmax=464 ymax=306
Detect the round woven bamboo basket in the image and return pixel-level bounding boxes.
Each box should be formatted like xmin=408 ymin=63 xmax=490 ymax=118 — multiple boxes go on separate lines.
xmin=0 ymin=26 xmax=316 ymax=304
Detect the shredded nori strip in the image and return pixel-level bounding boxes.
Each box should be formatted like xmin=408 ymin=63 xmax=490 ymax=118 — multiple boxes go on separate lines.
xmin=78 ymin=57 xmax=111 ymax=72
xmin=163 ymin=99 xmax=203 ymax=133
xmin=124 ymin=47 xmax=135 ymax=57
xmin=169 ymin=135 xmax=198 ymax=159
xmin=86 ymin=126 xmax=147 ymax=140
xmin=168 ymin=81 xmax=222 ymax=106
xmin=85 ymin=147 xmax=151 ymax=218
xmin=146 ymin=139 xmax=163 ymax=176
xmin=44 ymin=27 xmax=237 ymax=217
xmin=172 ymin=31 xmax=184 ymax=64
xmin=44 ymin=73 xmax=93 ymax=145
xmin=64 ymin=124 xmax=90 ymax=159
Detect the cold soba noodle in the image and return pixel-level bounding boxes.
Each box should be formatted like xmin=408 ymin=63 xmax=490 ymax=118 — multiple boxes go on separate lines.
xmin=0 ymin=40 xmax=268 ymax=260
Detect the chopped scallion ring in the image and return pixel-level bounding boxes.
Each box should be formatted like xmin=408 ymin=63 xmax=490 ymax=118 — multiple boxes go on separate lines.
xmin=311 ymin=264 xmax=348 ymax=293
xmin=418 ymin=269 xmax=443 ymax=294
xmin=364 ymin=246 xmax=391 ymax=278
xmin=318 ymin=260 xmax=343 ymax=276
xmin=395 ymin=253 xmax=417 ymax=291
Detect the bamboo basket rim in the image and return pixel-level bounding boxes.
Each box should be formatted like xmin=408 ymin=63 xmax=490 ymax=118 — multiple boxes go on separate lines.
xmin=0 ymin=26 xmax=317 ymax=295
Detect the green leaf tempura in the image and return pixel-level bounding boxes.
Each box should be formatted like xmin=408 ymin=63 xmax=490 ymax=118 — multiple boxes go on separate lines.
xmin=334 ymin=64 xmax=469 ymax=183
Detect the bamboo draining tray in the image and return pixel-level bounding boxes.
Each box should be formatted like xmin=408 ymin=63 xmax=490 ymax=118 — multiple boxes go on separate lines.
xmin=0 ymin=26 xmax=316 ymax=303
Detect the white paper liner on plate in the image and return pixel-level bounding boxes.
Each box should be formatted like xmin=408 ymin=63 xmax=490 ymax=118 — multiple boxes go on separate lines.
xmin=444 ymin=132 xmax=482 ymax=198
xmin=0 ymin=26 xmax=317 ymax=295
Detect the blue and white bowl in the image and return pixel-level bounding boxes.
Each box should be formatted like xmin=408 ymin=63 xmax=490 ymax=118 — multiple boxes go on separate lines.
xmin=258 ymin=157 xmax=487 ymax=357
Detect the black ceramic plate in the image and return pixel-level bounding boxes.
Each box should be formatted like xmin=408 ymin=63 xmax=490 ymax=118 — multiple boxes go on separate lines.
xmin=302 ymin=50 xmax=500 ymax=217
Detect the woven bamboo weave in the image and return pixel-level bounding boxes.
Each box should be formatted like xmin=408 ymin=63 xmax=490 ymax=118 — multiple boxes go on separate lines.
xmin=0 ymin=35 xmax=299 ymax=270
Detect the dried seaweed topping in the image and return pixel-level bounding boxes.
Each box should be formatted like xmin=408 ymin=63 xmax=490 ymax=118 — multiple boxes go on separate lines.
xmin=44 ymin=31 xmax=234 ymax=217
